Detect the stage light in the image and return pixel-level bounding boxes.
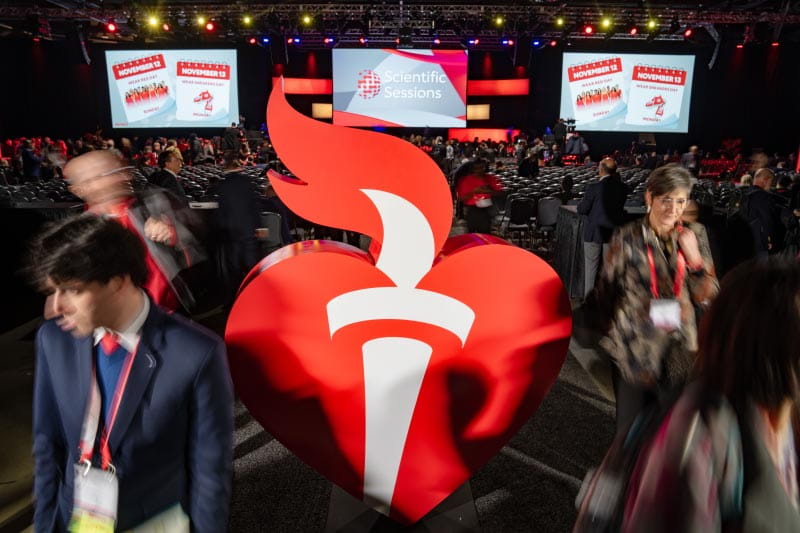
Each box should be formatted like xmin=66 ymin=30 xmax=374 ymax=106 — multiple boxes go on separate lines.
xmin=205 ymin=21 xmax=215 ymax=32
xmin=433 ymin=36 xmax=441 ymax=45
xmin=324 ymin=36 xmax=337 ymax=46
xmin=106 ymin=19 xmax=117 ymax=33
xmin=601 ymin=18 xmax=612 ymax=30
xmin=771 ymin=41 xmax=780 ymax=47
xmin=248 ymin=37 xmax=257 ymax=45
xmin=736 ymin=43 xmax=744 ymax=49
xmin=684 ymin=28 xmax=693 ymax=38
xmin=301 ymin=14 xmax=312 ymax=26
xmin=147 ymin=16 xmax=158 ymax=28
xmin=532 ymin=39 xmax=541 ymax=47
xmin=359 ymin=36 xmax=368 ymax=45
xmin=197 ymin=16 xmax=206 ymax=26
xmin=466 ymin=37 xmax=480 ymax=46
xmin=501 ymin=37 xmax=515 ymax=46
xmin=555 ymin=17 xmax=565 ymax=28
xmin=647 ymin=19 xmax=657 ymax=30
xmin=629 ymin=26 xmax=638 ymax=35
xmin=583 ymin=24 xmax=594 ymax=35
xmin=261 ymin=36 xmax=270 ymax=44
xmin=162 ymin=23 xmax=171 ymax=32
xmin=494 ymin=16 xmax=505 ymax=27
xmin=550 ymin=40 xmax=558 ymax=47
xmin=243 ymin=15 xmax=252 ymax=26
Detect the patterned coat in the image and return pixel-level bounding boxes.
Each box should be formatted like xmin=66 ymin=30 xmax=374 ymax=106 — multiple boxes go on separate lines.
xmin=596 ymin=219 xmax=719 ymax=386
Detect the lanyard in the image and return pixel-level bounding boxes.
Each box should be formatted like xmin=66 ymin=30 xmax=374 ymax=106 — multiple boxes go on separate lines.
xmin=646 ymin=245 xmax=686 ymax=300
xmin=78 ymin=342 xmax=138 ymax=471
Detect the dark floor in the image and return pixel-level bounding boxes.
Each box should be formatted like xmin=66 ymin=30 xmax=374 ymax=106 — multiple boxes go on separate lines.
xmin=0 ymin=303 xmax=615 ymax=532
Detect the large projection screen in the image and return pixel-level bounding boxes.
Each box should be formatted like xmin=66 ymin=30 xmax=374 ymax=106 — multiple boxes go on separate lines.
xmin=106 ymin=49 xmax=239 ymax=128
xmin=559 ymin=52 xmax=695 ymax=133
xmin=333 ymin=49 xmax=467 ymax=127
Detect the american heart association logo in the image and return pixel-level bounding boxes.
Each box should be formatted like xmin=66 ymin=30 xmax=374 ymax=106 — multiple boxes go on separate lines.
xmin=225 ymin=79 xmax=572 ymax=524
xmin=357 ymin=69 xmax=382 ymax=99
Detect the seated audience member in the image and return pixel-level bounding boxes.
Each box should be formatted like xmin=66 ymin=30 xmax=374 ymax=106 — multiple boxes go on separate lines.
xmin=29 ymin=214 xmax=233 ymax=532
xmin=623 ymin=257 xmax=800 ymax=532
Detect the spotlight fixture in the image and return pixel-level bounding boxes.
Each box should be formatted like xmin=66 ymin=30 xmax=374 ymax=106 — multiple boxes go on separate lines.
xmin=301 ymin=14 xmax=313 ymax=26
xmin=531 ymin=39 xmax=541 ymax=47
xmin=550 ymin=40 xmax=558 ymax=47
xmin=432 ymin=35 xmax=441 ymax=45
xmin=248 ymin=36 xmax=257 ymax=45
xmin=465 ymin=37 xmax=480 ymax=46
xmin=359 ymin=35 xmax=368 ymax=45
xmin=736 ymin=43 xmax=744 ymax=49
xmin=683 ymin=28 xmax=693 ymax=38
xmin=494 ymin=16 xmax=505 ymax=27
xmin=106 ymin=19 xmax=117 ymax=33
xmin=324 ymin=36 xmax=337 ymax=46
xmin=771 ymin=41 xmax=780 ymax=47
xmin=583 ymin=24 xmax=594 ymax=35
xmin=162 ymin=22 xmax=171 ymax=32
xmin=647 ymin=19 xmax=657 ymax=31
xmin=242 ymin=15 xmax=252 ymax=26
xmin=601 ymin=17 xmax=612 ymax=30
xmin=197 ymin=16 xmax=206 ymax=26
xmin=261 ymin=36 xmax=271 ymax=44
xmin=501 ymin=37 xmax=515 ymax=46
xmin=147 ymin=16 xmax=159 ymax=28
xmin=205 ymin=21 xmax=215 ymax=32
xmin=555 ymin=16 xmax=565 ymax=28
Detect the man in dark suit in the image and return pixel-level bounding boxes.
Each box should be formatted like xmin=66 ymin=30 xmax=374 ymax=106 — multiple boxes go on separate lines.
xmin=577 ymin=157 xmax=628 ymax=297
xmin=29 ymin=215 xmax=233 ymax=532
xmin=745 ymin=168 xmax=785 ymax=257
xmin=148 ymin=148 xmax=187 ymax=202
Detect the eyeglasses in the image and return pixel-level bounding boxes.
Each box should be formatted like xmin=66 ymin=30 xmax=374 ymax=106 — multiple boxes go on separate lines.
xmin=655 ymin=196 xmax=688 ymax=208
xmin=65 ymin=166 xmax=134 ymax=187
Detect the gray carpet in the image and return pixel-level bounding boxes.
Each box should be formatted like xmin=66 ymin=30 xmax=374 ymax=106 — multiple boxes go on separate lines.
xmin=228 ymin=353 xmax=615 ymax=532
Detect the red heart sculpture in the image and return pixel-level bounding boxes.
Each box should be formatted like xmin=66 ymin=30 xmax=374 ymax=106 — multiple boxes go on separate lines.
xmin=225 ymin=81 xmax=572 ymax=525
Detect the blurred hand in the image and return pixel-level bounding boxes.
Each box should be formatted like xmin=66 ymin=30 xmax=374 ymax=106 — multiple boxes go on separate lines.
xmin=677 ymin=228 xmax=702 ymax=267
xmin=144 ymin=216 xmax=174 ymax=244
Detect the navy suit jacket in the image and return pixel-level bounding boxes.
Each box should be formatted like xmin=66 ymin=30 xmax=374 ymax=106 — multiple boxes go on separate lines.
xmin=33 ymin=301 xmax=234 ymax=532
xmin=577 ymin=176 xmax=629 ymax=243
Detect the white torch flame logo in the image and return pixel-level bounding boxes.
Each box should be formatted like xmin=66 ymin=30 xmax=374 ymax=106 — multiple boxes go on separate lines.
xmin=326 ymin=189 xmax=475 ymax=514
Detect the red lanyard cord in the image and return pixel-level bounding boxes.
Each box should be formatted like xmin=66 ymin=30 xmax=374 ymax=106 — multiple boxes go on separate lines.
xmin=646 ymin=245 xmax=687 ymax=300
xmin=79 ymin=343 xmax=138 ymax=471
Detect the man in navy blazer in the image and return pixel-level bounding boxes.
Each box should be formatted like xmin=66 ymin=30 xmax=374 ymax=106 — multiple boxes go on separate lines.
xmin=577 ymin=158 xmax=628 ymax=297
xmin=30 ymin=214 xmax=233 ymax=532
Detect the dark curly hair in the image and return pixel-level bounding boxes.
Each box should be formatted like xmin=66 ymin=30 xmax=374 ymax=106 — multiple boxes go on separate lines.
xmin=27 ymin=213 xmax=148 ymax=290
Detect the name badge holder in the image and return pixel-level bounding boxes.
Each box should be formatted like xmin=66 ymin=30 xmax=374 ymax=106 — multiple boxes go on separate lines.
xmin=69 ymin=342 xmax=137 ymax=533
xmin=646 ymin=244 xmax=686 ymax=332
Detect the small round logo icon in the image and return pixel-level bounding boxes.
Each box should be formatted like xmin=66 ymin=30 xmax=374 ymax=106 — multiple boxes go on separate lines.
xmin=357 ymin=70 xmax=381 ymax=99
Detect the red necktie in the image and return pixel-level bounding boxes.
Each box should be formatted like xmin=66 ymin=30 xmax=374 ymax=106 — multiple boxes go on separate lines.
xmin=100 ymin=332 xmax=121 ymax=355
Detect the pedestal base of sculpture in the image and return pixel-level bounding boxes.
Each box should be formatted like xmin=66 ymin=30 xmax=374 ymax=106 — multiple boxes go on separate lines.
xmin=324 ymin=482 xmax=479 ymax=532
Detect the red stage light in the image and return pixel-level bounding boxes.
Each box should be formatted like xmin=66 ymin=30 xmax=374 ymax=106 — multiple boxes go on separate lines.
xmin=33 ymin=37 xmax=40 ymax=42
xmin=248 ymin=37 xmax=257 ymax=45
xmin=162 ymin=23 xmax=171 ymax=32
xmin=205 ymin=22 xmax=215 ymax=32
xmin=736 ymin=43 xmax=744 ymax=49
xmin=684 ymin=28 xmax=693 ymax=38
xmin=107 ymin=22 xmax=117 ymax=33
xmin=771 ymin=41 xmax=780 ymax=47
xmin=550 ymin=40 xmax=558 ymax=47
xmin=584 ymin=25 xmax=594 ymax=35
xmin=433 ymin=38 xmax=441 ymax=45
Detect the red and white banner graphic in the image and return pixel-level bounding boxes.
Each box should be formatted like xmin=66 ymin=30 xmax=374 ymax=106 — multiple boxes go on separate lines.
xmin=175 ymin=61 xmax=232 ymax=121
xmin=567 ymin=58 xmax=625 ymax=124
xmin=625 ymin=65 xmax=688 ymax=126
xmin=111 ymin=54 xmax=173 ymax=124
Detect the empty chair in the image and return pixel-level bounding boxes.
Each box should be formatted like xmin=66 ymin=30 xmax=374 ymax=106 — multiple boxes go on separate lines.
xmin=501 ymin=195 xmax=537 ymax=249
xmin=534 ymin=196 xmax=562 ymax=253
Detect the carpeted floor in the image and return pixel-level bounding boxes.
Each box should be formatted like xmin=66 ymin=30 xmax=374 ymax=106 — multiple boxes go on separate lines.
xmin=227 ymin=353 xmax=615 ymax=533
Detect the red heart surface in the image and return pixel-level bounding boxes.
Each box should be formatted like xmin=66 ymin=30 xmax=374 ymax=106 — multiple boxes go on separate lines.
xmin=224 ymin=81 xmax=572 ymax=524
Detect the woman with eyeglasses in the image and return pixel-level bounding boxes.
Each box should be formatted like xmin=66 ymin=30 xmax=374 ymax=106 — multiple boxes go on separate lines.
xmin=596 ymin=163 xmax=719 ymax=433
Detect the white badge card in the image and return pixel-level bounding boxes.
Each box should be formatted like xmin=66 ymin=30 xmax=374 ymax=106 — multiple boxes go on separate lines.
xmin=70 ymin=465 xmax=118 ymax=533
xmin=624 ymin=66 xmax=687 ymax=128
xmin=110 ymin=54 xmax=174 ymax=125
xmin=566 ymin=57 xmax=626 ymax=125
xmin=174 ymin=61 xmax=231 ymax=121
xmin=649 ymin=298 xmax=682 ymax=331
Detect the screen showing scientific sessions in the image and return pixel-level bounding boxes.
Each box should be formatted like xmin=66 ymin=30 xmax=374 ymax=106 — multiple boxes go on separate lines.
xmin=105 ymin=49 xmax=239 ymax=128
xmin=332 ymin=49 xmax=468 ymax=128
xmin=559 ymin=52 xmax=695 ymax=133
